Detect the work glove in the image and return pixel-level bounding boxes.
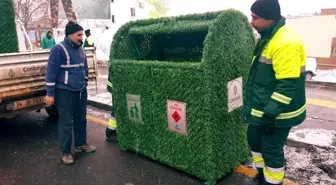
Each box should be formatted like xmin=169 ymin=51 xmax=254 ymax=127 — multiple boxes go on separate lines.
xmin=259 ymin=113 xmax=276 ymax=135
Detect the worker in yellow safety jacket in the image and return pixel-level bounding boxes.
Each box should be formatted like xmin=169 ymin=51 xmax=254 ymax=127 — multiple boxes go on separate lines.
xmin=105 ymin=71 xmax=117 ymax=141
xmin=84 ymin=29 xmax=94 ymax=48
xmin=245 ymin=0 xmax=307 ymax=184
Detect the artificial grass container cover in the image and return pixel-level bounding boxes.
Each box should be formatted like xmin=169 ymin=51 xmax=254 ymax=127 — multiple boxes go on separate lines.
xmin=109 ymin=9 xmax=255 ymax=184
xmin=0 ymin=0 xmax=19 ymax=53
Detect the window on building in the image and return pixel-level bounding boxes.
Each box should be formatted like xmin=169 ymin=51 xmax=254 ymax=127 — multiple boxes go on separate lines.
xmin=112 ymin=15 xmax=115 ymax=23
xmin=331 ymin=47 xmax=336 ymax=58
xmin=130 ymin=8 xmax=136 ymax=17
xmin=111 ymin=0 xmax=114 ymax=2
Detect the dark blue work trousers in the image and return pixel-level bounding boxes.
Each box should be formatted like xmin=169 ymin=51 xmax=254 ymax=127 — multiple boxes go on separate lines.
xmin=55 ymin=88 xmax=87 ymax=155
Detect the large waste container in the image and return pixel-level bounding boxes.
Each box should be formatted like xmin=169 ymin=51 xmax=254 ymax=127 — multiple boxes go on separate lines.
xmin=109 ymin=9 xmax=255 ymax=184
xmin=0 ymin=0 xmax=19 ymax=53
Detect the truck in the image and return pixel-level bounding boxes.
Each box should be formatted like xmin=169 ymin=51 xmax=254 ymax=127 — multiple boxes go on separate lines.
xmin=0 ymin=20 xmax=97 ymax=119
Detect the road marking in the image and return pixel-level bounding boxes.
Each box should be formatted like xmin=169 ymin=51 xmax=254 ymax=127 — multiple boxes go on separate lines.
xmin=307 ymin=98 xmax=336 ymax=110
xmin=234 ymin=165 xmax=300 ymax=185
xmin=87 ymin=115 xmax=108 ymax=126
xmin=97 ymin=75 xmax=108 ymax=79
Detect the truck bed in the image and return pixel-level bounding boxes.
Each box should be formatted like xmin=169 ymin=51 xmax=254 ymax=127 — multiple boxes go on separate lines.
xmin=0 ymin=48 xmax=97 ymax=117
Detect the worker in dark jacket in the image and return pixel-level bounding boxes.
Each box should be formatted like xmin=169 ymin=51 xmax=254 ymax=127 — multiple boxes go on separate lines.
xmin=44 ymin=21 xmax=96 ymax=165
xmin=245 ymin=0 xmax=307 ymax=184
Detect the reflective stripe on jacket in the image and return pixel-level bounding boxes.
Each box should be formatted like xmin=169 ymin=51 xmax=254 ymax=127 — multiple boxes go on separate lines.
xmin=46 ymin=37 xmax=88 ymax=97
xmin=244 ymin=18 xmax=307 ymax=127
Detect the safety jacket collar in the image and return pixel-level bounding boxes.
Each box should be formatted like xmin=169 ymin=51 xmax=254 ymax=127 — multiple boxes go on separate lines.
xmin=260 ymin=17 xmax=286 ymax=38
xmin=253 ymin=17 xmax=286 ymax=57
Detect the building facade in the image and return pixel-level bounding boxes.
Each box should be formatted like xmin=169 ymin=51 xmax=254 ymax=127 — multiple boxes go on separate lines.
xmin=110 ymin=0 xmax=153 ymax=27
xmin=321 ymin=8 xmax=336 ymax=16
xmin=287 ymin=14 xmax=336 ymax=58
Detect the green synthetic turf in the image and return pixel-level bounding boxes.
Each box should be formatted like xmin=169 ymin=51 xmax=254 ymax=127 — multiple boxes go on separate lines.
xmin=109 ymin=9 xmax=255 ymax=184
xmin=0 ymin=0 xmax=19 ymax=54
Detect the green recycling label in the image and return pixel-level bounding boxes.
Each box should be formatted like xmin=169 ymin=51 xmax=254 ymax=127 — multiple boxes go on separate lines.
xmin=126 ymin=94 xmax=142 ymax=122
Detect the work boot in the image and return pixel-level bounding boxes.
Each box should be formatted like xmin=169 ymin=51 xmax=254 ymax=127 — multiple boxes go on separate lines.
xmin=105 ymin=128 xmax=117 ymax=142
xmin=75 ymin=144 xmax=96 ymax=153
xmin=61 ymin=154 xmax=74 ymax=165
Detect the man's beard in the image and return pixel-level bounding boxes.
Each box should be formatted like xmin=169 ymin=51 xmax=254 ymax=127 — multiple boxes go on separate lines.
xmin=73 ymin=40 xmax=83 ymax=48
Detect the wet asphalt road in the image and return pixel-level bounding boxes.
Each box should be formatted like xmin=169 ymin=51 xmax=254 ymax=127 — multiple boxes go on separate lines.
xmin=0 ymin=107 xmax=257 ymax=185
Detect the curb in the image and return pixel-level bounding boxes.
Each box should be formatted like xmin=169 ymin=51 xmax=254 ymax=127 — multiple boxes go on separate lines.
xmin=286 ymin=138 xmax=335 ymax=150
xmin=87 ymin=99 xmax=112 ymax=111
xmin=306 ymin=80 xmax=336 ymax=91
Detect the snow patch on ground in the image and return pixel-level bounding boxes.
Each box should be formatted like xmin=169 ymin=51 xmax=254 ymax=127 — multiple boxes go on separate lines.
xmin=88 ymin=93 xmax=112 ymax=106
xmin=288 ymin=128 xmax=336 ymax=148
xmin=312 ymin=70 xmax=336 ymax=83
xmin=286 ymin=128 xmax=336 ymax=184
xmin=87 ymin=106 xmax=111 ymax=120
xmin=285 ymin=145 xmax=336 ymax=185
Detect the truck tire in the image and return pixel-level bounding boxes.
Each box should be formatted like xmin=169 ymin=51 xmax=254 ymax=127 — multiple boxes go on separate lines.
xmin=45 ymin=106 xmax=59 ymax=119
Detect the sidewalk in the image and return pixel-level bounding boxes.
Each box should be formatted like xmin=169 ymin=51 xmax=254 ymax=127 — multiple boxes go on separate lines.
xmin=87 ymin=76 xmax=112 ymax=111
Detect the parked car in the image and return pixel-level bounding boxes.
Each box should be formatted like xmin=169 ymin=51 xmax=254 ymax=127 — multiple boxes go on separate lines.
xmin=305 ymin=57 xmax=317 ymax=80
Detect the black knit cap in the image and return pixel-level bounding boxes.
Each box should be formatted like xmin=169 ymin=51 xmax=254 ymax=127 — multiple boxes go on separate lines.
xmin=65 ymin=21 xmax=84 ymax=36
xmin=251 ymin=0 xmax=281 ymax=21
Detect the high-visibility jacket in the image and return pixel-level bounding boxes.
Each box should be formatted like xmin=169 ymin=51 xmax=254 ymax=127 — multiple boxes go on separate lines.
xmin=84 ymin=35 xmax=94 ymax=47
xmin=244 ymin=18 xmax=307 ymax=128
xmin=107 ymin=71 xmax=117 ymax=129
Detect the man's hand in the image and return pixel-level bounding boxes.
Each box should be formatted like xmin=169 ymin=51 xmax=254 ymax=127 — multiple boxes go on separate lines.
xmin=44 ymin=96 xmax=55 ymax=107
xmin=259 ymin=113 xmax=276 ymax=135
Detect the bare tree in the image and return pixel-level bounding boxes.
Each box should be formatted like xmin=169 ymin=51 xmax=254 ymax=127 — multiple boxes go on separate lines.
xmin=61 ymin=0 xmax=77 ymax=22
xmin=49 ymin=0 xmax=77 ymax=28
xmin=49 ymin=0 xmax=59 ymax=27
xmin=14 ymin=0 xmax=77 ymax=30
xmin=14 ymin=0 xmax=50 ymax=30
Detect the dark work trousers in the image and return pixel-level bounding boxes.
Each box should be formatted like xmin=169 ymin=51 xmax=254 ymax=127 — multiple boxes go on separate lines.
xmin=248 ymin=124 xmax=291 ymax=185
xmin=55 ymin=88 xmax=87 ymax=155
xmin=111 ymin=94 xmax=115 ymax=117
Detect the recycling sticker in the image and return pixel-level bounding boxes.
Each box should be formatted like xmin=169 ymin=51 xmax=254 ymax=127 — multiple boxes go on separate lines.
xmin=126 ymin=94 xmax=142 ymax=122
xmin=227 ymin=77 xmax=243 ymax=112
